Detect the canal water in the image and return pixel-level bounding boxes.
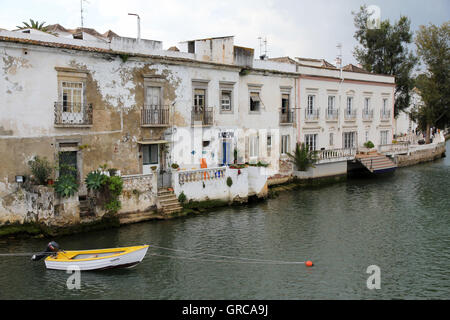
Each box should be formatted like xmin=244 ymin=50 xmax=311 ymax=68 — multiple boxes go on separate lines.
xmin=0 ymin=141 xmax=449 ymax=300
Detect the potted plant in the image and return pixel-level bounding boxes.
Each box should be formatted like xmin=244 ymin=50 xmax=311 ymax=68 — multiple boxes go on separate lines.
xmin=171 ymin=163 xmax=180 ymax=171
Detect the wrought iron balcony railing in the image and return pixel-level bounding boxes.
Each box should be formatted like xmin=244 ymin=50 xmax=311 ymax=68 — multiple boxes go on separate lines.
xmin=362 ymin=109 xmax=374 ymax=121
xmin=326 ymin=109 xmax=339 ymax=120
xmin=191 ymin=107 xmax=213 ymax=126
xmin=380 ymin=110 xmax=391 ymax=120
xmin=280 ymin=110 xmax=295 ymax=124
xmin=344 ymin=109 xmax=357 ymax=120
xmin=54 ymin=102 xmax=93 ymax=126
xmin=141 ymin=105 xmax=170 ymax=127
xmin=305 ymin=108 xmax=319 ymax=121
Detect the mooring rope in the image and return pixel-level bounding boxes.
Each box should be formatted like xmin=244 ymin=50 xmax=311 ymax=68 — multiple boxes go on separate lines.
xmin=149 ymin=253 xmax=305 ymax=265
xmin=149 ymin=245 xmax=306 ymax=265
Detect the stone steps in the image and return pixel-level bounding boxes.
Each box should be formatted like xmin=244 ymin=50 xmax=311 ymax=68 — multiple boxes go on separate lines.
xmin=157 ymin=188 xmax=183 ymax=215
xmin=357 ymin=154 xmax=397 ymax=173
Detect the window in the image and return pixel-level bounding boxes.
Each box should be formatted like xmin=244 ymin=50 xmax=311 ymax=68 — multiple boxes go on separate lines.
xmin=305 ymin=134 xmax=317 ymax=151
xmin=194 ymin=89 xmax=206 ymax=111
xmin=307 ymin=95 xmax=315 ymax=114
xmin=328 ymin=96 xmax=335 ymax=115
xmin=250 ymin=92 xmax=261 ymax=112
xmin=281 ymin=135 xmax=290 ymax=155
xmin=146 ymin=86 xmax=161 ymax=107
xmin=220 ymin=91 xmax=232 ymax=112
xmin=59 ymin=151 xmax=78 ymax=180
xmin=250 ymin=135 xmax=259 ymax=158
xmin=365 ymin=131 xmax=369 ymax=142
xmin=364 ymin=97 xmax=370 ymax=114
xmin=267 ymin=134 xmax=272 ymax=157
xmin=143 ymin=144 xmax=159 ymax=165
xmin=281 ymin=94 xmax=290 ymax=113
xmin=329 ymin=132 xmax=334 ymax=146
xmin=380 ymin=130 xmax=389 ymax=145
xmin=61 ymin=81 xmax=83 ymax=113
xmin=383 ymin=99 xmax=388 ymax=113
xmin=343 ymin=132 xmax=356 ymax=149
xmin=346 ymin=97 xmax=353 ymax=115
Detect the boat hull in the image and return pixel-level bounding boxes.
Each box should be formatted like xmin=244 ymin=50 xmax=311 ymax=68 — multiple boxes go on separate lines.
xmin=44 ymin=245 xmax=149 ymax=271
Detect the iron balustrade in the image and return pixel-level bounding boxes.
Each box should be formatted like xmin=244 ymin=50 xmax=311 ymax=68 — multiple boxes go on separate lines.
xmin=54 ymin=102 xmax=93 ymax=126
xmin=305 ymin=108 xmax=319 ymax=121
xmin=326 ymin=109 xmax=339 ymax=120
xmin=362 ymin=109 xmax=374 ymax=121
xmin=380 ymin=110 xmax=391 ymax=120
xmin=344 ymin=109 xmax=357 ymax=120
xmin=141 ymin=105 xmax=170 ymax=126
xmin=280 ymin=110 xmax=295 ymax=124
xmin=191 ymin=107 xmax=213 ymax=126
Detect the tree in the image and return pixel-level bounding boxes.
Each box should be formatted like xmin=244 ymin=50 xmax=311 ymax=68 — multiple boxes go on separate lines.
xmin=16 ymin=19 xmax=48 ymax=31
xmin=414 ymin=22 xmax=450 ymax=143
xmin=287 ymin=143 xmax=317 ymax=172
xmin=352 ymin=5 xmax=418 ymax=116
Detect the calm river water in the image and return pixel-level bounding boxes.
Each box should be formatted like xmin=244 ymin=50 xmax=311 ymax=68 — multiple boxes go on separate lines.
xmin=0 ymin=141 xmax=449 ymax=300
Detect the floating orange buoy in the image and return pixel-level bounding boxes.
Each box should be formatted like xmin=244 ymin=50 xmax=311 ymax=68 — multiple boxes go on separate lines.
xmin=305 ymin=261 xmax=314 ymax=267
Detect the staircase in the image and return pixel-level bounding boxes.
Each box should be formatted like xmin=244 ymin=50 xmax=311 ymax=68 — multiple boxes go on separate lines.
xmin=79 ymin=196 xmax=94 ymax=218
xmin=356 ymin=154 xmax=397 ymax=174
xmin=157 ymin=188 xmax=183 ymax=215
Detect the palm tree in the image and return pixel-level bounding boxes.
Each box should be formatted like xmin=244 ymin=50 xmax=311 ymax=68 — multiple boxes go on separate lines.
xmin=287 ymin=143 xmax=318 ymax=172
xmin=16 ymin=19 xmax=48 ymax=31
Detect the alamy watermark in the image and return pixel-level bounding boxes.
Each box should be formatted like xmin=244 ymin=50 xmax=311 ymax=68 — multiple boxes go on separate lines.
xmin=66 ymin=265 xmax=81 ymax=290
xmin=367 ymin=5 xmax=381 ymax=30
xmin=366 ymin=265 xmax=381 ymax=290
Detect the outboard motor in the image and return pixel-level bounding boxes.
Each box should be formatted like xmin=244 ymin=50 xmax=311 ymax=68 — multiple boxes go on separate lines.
xmin=31 ymin=241 xmax=60 ymax=261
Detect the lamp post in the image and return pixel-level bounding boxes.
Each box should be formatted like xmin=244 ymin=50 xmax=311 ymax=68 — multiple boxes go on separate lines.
xmin=128 ymin=13 xmax=141 ymax=43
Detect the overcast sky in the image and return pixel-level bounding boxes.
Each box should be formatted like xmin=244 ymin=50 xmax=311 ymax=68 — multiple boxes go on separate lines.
xmin=1 ymin=0 xmax=449 ymax=65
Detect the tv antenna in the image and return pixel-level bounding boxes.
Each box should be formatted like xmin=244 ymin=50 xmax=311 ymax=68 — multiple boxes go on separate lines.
xmin=80 ymin=0 xmax=89 ymax=29
xmin=258 ymin=36 xmax=268 ymax=60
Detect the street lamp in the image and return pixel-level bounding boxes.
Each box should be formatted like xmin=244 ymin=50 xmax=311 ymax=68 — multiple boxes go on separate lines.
xmin=128 ymin=13 xmax=141 ymax=43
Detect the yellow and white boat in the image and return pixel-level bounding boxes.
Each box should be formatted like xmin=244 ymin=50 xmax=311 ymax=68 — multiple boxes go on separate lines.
xmin=43 ymin=245 xmax=149 ymax=271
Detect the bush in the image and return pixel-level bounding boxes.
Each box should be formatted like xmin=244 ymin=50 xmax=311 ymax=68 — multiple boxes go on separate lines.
xmin=364 ymin=141 xmax=375 ymax=149
xmin=54 ymin=175 xmax=78 ymax=198
xmin=85 ymin=171 xmax=107 ymax=191
xmin=28 ymin=156 xmax=53 ymax=185
xmin=178 ymin=191 xmax=187 ymax=204
xmin=85 ymin=169 xmax=123 ymax=215
xmin=171 ymin=163 xmax=179 ymax=169
xmin=226 ymin=177 xmax=233 ymax=187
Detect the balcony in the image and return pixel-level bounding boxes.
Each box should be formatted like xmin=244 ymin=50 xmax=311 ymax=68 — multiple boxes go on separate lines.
xmin=191 ymin=107 xmax=213 ymax=126
xmin=362 ymin=109 xmax=374 ymax=121
xmin=326 ymin=109 xmax=339 ymax=121
xmin=380 ymin=110 xmax=391 ymax=121
xmin=54 ymin=102 xmax=93 ymax=127
xmin=280 ymin=110 xmax=295 ymax=125
xmin=305 ymin=108 xmax=319 ymax=121
xmin=344 ymin=109 xmax=357 ymax=121
xmin=141 ymin=105 xmax=170 ymax=127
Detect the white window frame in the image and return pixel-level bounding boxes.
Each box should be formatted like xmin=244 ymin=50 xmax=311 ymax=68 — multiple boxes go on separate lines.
xmin=305 ymin=134 xmax=317 ymax=151
xmin=281 ymin=135 xmax=290 ymax=155
xmin=249 ymin=135 xmax=259 ymax=159
xmin=307 ymin=95 xmax=315 ymax=115
xmin=220 ymin=90 xmax=232 ymax=112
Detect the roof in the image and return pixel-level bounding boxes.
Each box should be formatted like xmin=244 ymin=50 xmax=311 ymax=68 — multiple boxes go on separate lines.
xmin=182 ymin=35 xmax=234 ymax=43
xmin=342 ymin=64 xmax=371 ymax=74
xmin=103 ymin=30 xmax=119 ymax=39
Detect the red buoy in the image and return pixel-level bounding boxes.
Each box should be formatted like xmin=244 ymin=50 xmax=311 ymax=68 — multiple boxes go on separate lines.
xmin=305 ymin=261 xmax=314 ymax=267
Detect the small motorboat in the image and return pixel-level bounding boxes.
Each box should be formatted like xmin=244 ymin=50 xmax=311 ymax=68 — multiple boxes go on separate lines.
xmin=32 ymin=242 xmax=149 ymax=271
